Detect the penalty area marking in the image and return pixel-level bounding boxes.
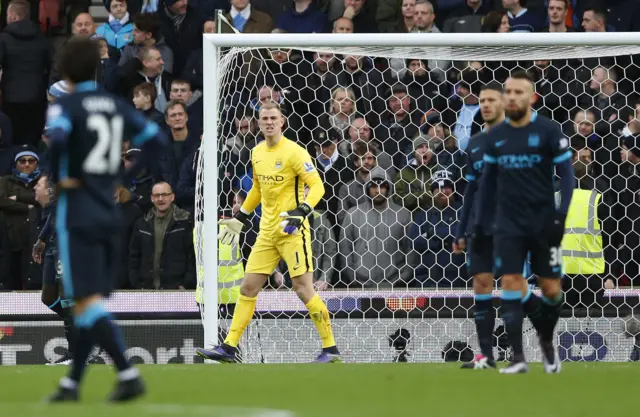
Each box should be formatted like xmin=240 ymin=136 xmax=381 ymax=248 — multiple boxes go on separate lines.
xmin=142 ymin=404 xmax=296 ymax=417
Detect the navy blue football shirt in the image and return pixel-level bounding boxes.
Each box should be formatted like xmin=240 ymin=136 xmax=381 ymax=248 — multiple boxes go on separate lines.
xmin=480 ymin=113 xmax=571 ymax=236
xmin=46 ymin=81 xmax=165 ymax=229
xmin=457 ymin=130 xmax=491 ymax=238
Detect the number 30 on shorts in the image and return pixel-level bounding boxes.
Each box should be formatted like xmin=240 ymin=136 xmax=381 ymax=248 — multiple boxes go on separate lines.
xmin=549 ymin=247 xmax=562 ymax=266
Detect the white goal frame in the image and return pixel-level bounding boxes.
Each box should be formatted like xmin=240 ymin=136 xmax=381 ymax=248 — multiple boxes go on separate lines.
xmin=200 ymin=31 xmax=640 ymax=350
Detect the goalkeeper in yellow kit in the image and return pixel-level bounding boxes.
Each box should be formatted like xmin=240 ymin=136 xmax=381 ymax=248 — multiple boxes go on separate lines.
xmin=195 ymin=102 xmax=340 ymax=363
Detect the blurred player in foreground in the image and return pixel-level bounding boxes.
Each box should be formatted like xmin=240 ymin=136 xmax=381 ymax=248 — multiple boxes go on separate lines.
xmin=45 ymin=37 xmax=167 ymax=401
xmin=474 ymin=71 xmax=574 ymax=374
xmin=195 ymin=102 xmax=341 ymax=363
xmin=455 ymin=83 xmax=547 ymax=370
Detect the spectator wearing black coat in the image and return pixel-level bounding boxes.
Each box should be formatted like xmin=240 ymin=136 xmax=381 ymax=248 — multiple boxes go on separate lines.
xmin=129 ymin=181 xmax=196 ymax=290
xmin=0 ymin=1 xmax=53 ymax=147
xmin=0 ymin=110 xmax=14 ymax=176
xmin=132 ymin=82 xmax=166 ymax=126
xmin=176 ymin=145 xmax=199 ymax=216
xmin=117 ymin=46 xmax=174 ymax=112
xmin=169 ymin=79 xmax=203 ymax=136
xmin=181 ymin=18 xmax=216 ymax=94
xmin=115 ymin=185 xmax=143 ymax=289
xmin=158 ymin=0 xmax=201 ymax=77
xmin=123 ymin=148 xmax=155 ymax=213
xmin=161 ymin=100 xmax=199 ymax=187
xmin=0 ymin=212 xmax=11 ymax=290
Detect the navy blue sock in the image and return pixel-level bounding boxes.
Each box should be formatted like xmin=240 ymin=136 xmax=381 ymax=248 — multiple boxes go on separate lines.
xmin=474 ymin=294 xmax=495 ymax=360
xmin=501 ymin=290 xmax=525 ymax=363
xmin=68 ymin=328 xmax=94 ymax=384
xmin=540 ymin=293 xmax=564 ymax=342
xmin=63 ymin=315 xmax=75 ymax=354
xmin=90 ymin=316 xmax=131 ymax=372
xmin=521 ymin=288 xmax=544 ymax=334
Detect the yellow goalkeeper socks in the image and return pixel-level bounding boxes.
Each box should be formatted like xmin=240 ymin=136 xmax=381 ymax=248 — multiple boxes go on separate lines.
xmin=224 ymin=294 xmax=257 ymax=348
xmin=306 ymin=294 xmax=337 ymax=349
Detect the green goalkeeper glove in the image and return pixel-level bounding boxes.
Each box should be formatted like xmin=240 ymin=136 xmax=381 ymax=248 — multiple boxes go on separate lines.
xmin=218 ymin=211 xmax=251 ymax=246
xmin=279 ymin=203 xmax=312 ymax=235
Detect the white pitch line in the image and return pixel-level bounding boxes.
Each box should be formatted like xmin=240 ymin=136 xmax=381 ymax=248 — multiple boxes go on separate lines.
xmin=142 ymin=404 xmax=296 ymax=417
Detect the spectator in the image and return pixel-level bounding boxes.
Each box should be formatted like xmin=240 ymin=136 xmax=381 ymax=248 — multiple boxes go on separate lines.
xmin=305 ymin=186 xmax=337 ymax=289
xmin=95 ymin=0 xmax=134 ymax=50
xmin=223 ymin=110 xmax=258 ymax=177
xmin=408 ymin=0 xmax=449 ymax=81
xmin=276 ymin=0 xmax=327 ymax=33
xmin=583 ymin=66 xmax=631 ymax=137
xmin=132 ymin=82 xmax=165 ymax=126
xmin=332 ymin=16 xmax=354 ymax=33
xmin=581 ymin=6 xmax=607 ymax=32
xmin=158 ymin=0 xmax=201 ymax=76
xmin=114 ymin=184 xmax=143 ymax=289
xmin=401 ymin=58 xmax=447 ymax=113
xmin=117 ymin=46 xmax=174 ymax=112
xmin=0 ymin=211 xmax=10 ymax=290
xmin=123 ymin=148 xmax=154 ymax=213
xmin=481 ymin=10 xmax=510 ymax=32
xmin=169 ymin=79 xmax=203 ymax=135
xmin=530 ymin=60 xmax=576 ymax=124
xmin=94 ymin=34 xmax=119 ymax=92
xmin=336 ymin=140 xmax=377 ymax=224
xmin=570 ymin=108 xmax=620 ymax=180
xmin=0 ymin=0 xmax=53 ymax=148
xmin=118 ymin=12 xmax=174 ymax=73
xmin=452 ymin=76 xmax=481 ymax=152
xmin=301 ymin=52 xmax=339 ymax=130
xmin=128 ymin=181 xmax=196 ymax=289
xmin=223 ymin=0 xmax=274 ymax=33
xmin=318 ymin=86 xmax=358 ymax=135
xmin=375 ymin=84 xmax=420 ymax=169
xmin=394 ymin=133 xmax=435 ymax=212
xmin=339 ymin=167 xmax=412 ymax=288
xmin=181 ymin=18 xmax=216 ymax=94
xmin=313 ymin=127 xmax=354 ymax=226
xmin=344 ymin=117 xmax=394 ymax=171
xmin=335 ymin=55 xmax=385 ymax=121
xmin=162 ymin=100 xmax=199 ymax=186
xmin=0 ymin=110 xmax=13 ymax=176
xmin=425 ymin=124 xmax=465 ymax=185
xmin=542 ymin=0 xmax=575 ymax=32
xmin=0 ymin=146 xmax=40 ymax=290
xmin=336 ymin=0 xmax=378 ymax=33
xmin=443 ymin=0 xmax=489 ymax=33
xmin=377 ymin=0 xmax=416 ymax=33
xmin=409 ymin=173 xmax=466 ymax=287
xmin=503 ymin=0 xmax=544 ymax=32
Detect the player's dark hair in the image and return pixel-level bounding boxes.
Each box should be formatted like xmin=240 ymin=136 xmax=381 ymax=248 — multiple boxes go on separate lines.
xmin=480 ymin=82 xmax=503 ymax=94
xmin=58 ymin=37 xmax=100 ymax=84
xmin=164 ymin=100 xmax=187 ymax=116
xmin=509 ymin=70 xmax=535 ymax=84
xmin=8 ymin=0 xmax=30 ymax=20
xmin=133 ymin=82 xmax=157 ymax=102
xmin=133 ymin=12 xmax=160 ymax=40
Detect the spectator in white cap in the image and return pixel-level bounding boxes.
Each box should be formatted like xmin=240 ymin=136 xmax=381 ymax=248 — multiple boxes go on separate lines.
xmin=0 ymin=145 xmax=41 ymax=289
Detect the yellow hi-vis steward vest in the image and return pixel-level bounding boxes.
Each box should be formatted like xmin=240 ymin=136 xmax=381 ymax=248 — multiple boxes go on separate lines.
xmin=194 ymin=225 xmax=243 ymax=305
xmin=560 ymin=189 xmax=605 ymax=274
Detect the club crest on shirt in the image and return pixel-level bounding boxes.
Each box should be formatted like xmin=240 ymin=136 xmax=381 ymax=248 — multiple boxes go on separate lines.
xmin=303 ymin=162 xmax=316 ymax=173
xmin=275 ymin=159 xmax=282 ymax=169
xmin=528 ymin=134 xmax=540 ymax=148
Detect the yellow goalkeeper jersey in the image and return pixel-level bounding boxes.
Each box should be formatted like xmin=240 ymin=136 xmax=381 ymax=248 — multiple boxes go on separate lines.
xmin=242 ymin=136 xmax=324 ymax=237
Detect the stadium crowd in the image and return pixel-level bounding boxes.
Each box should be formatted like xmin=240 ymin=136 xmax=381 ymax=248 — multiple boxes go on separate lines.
xmin=0 ymin=0 xmax=638 ymax=308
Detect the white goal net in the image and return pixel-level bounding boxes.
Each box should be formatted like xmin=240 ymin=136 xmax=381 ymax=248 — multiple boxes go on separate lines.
xmin=196 ymin=33 xmax=640 ymax=363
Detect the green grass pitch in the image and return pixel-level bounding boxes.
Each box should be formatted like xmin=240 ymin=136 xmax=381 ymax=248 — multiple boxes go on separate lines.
xmin=0 ymin=363 xmax=636 ymax=417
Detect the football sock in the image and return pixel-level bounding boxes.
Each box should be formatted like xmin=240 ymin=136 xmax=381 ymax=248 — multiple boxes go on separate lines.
xmin=521 ymin=287 xmax=544 ymax=334
xmin=306 ymin=294 xmax=338 ymax=351
xmin=47 ymin=299 xmax=76 ymax=354
xmin=68 ymin=328 xmax=94 ymax=384
xmin=501 ymin=290 xmax=525 ymax=363
xmin=224 ymin=294 xmax=257 ymax=348
xmin=473 ymin=294 xmax=495 ymax=360
xmin=540 ymin=293 xmax=564 ymax=342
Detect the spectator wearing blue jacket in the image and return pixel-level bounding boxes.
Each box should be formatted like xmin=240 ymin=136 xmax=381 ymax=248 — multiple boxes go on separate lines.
xmin=96 ymin=0 xmax=134 ymax=50
xmin=409 ymin=174 xmax=467 ymax=288
xmin=276 ymin=0 xmax=327 ymax=33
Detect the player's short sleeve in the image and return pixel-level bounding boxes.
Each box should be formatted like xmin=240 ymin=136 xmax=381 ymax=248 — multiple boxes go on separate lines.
xmin=549 ymin=123 xmax=572 ymax=164
xmin=45 ymin=103 xmax=72 ymax=143
xmin=292 ymin=146 xmax=319 ymax=179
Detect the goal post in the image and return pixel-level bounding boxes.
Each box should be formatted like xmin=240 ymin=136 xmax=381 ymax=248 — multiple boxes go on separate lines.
xmin=199 ymin=32 xmax=640 ymax=362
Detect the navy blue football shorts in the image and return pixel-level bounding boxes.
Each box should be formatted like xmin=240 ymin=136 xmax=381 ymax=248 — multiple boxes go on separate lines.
xmin=58 ymin=227 xmax=116 ymax=299
xmin=494 ymin=234 xmax=562 ymax=279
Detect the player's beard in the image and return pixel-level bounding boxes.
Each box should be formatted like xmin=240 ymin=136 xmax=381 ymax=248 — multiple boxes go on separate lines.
xmin=505 ymin=106 xmax=528 ymax=122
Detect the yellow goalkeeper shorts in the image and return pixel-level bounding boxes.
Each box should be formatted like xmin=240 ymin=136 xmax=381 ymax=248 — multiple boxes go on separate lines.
xmin=245 ymin=230 xmax=314 ymax=278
